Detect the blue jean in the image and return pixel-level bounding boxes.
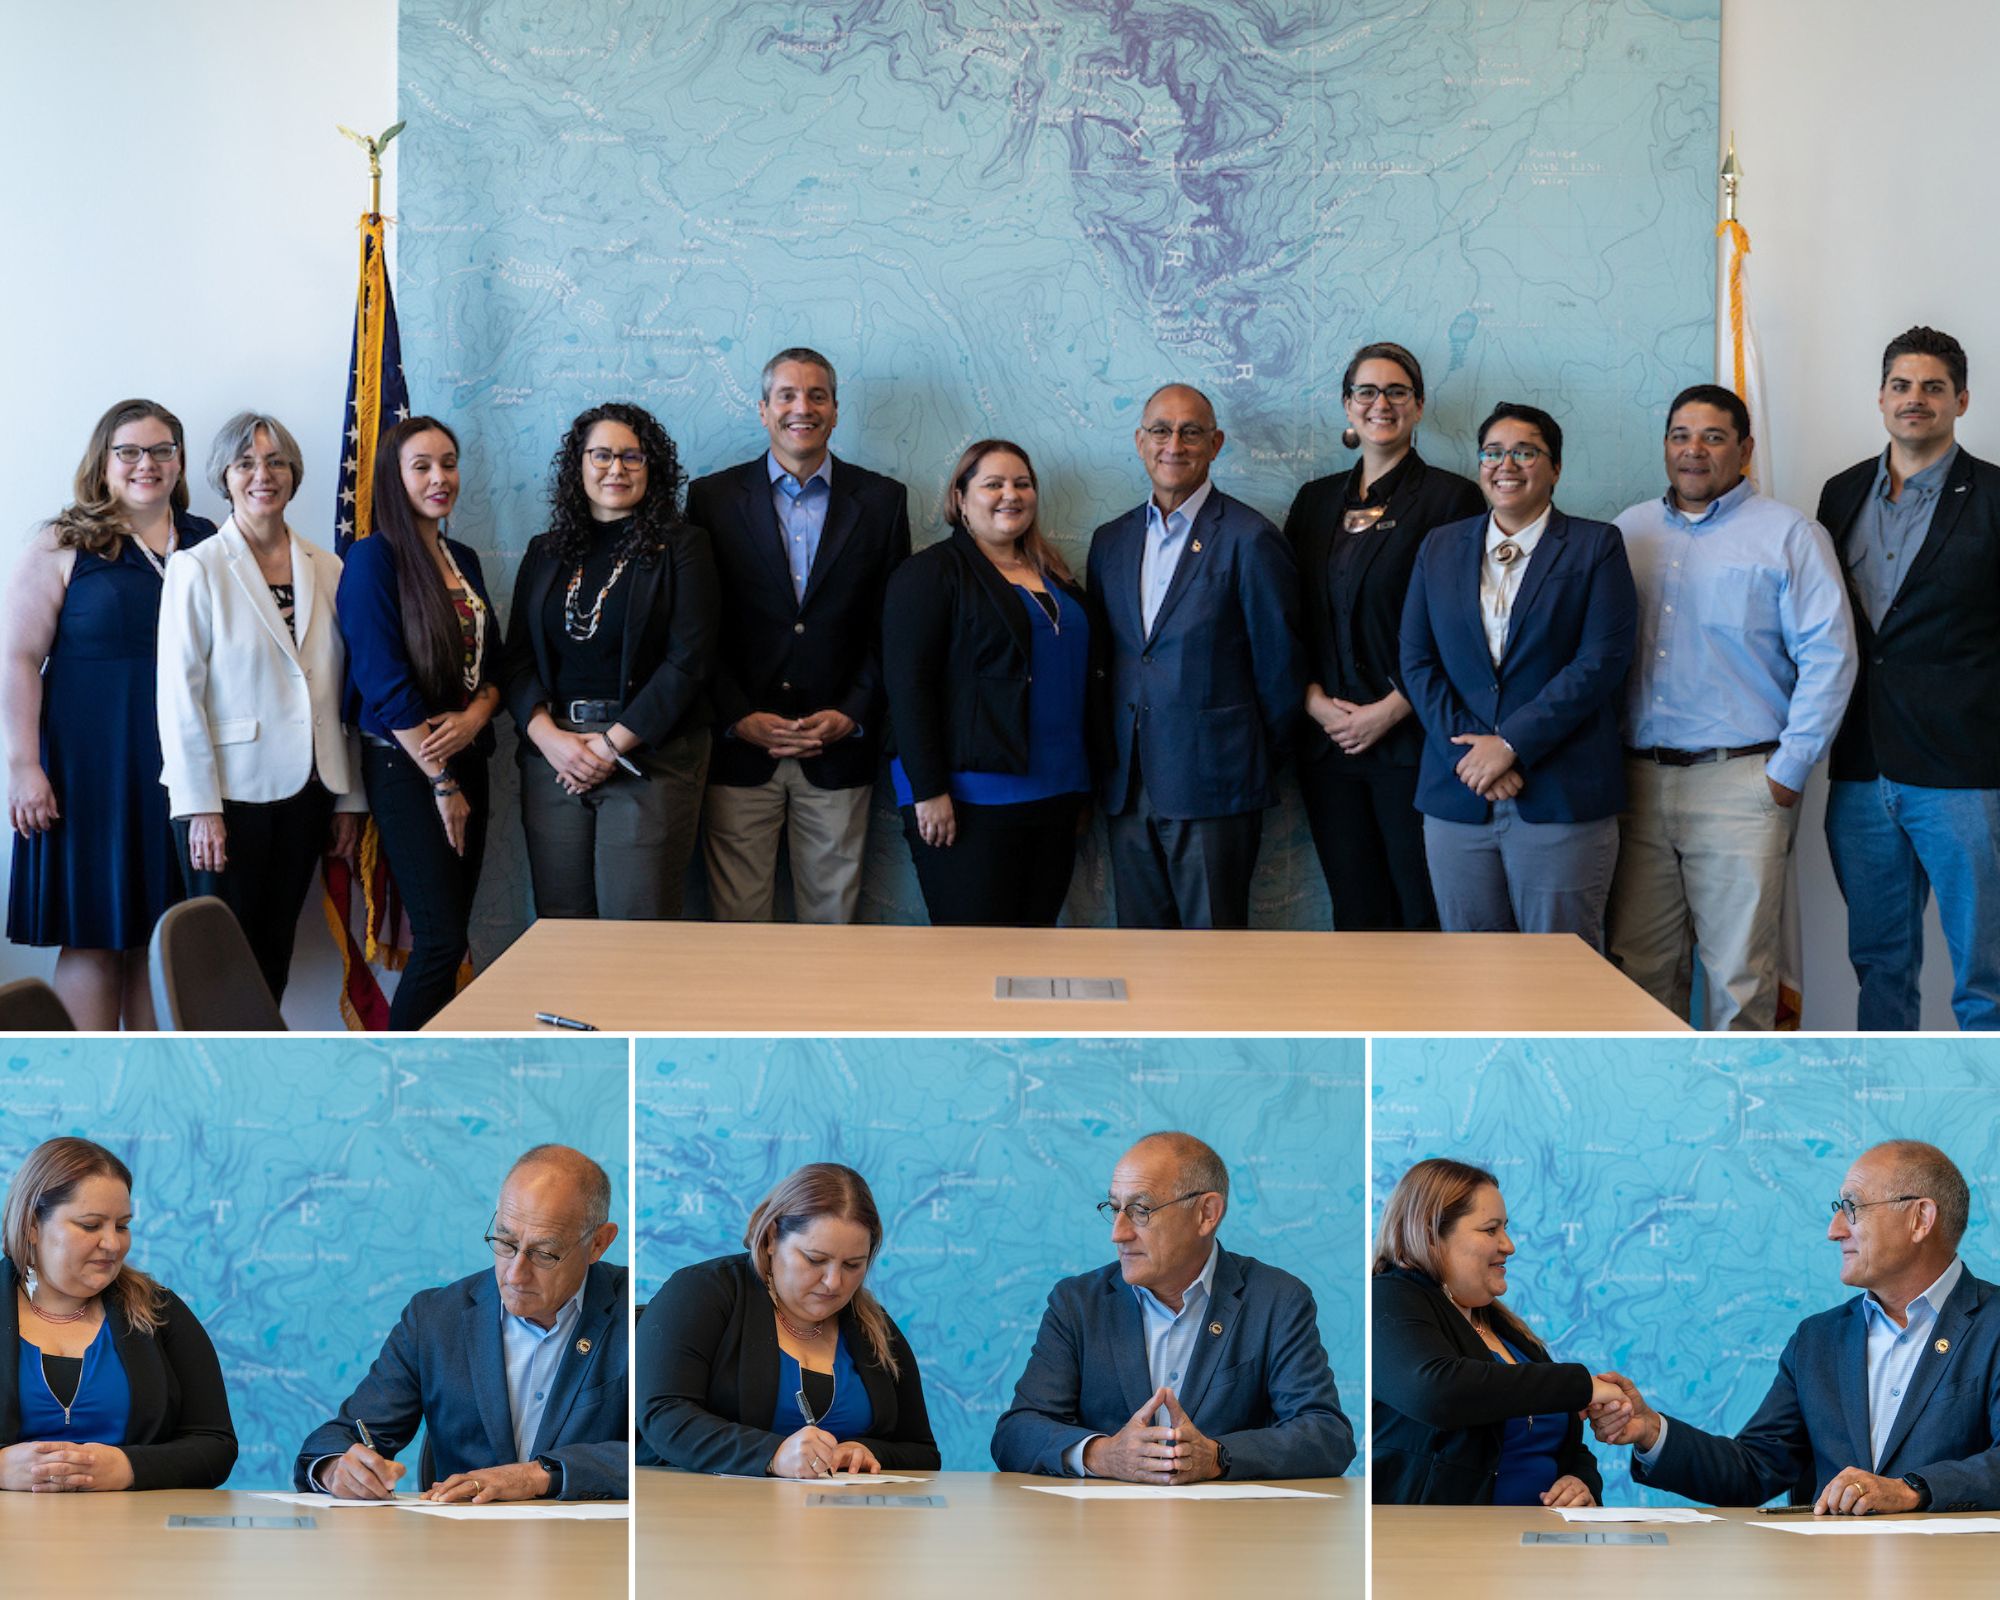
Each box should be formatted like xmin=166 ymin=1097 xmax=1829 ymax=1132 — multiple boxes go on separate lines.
xmin=1825 ymin=777 xmax=2000 ymax=1031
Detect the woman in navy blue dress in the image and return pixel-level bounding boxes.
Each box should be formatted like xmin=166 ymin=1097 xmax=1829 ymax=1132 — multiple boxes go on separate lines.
xmin=3 ymin=400 xmax=213 ymax=1028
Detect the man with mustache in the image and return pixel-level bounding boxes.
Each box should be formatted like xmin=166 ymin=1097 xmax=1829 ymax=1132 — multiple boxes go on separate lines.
xmin=1819 ymin=327 xmax=2000 ymax=1029
xmin=1606 ymin=384 xmax=1855 ymax=1029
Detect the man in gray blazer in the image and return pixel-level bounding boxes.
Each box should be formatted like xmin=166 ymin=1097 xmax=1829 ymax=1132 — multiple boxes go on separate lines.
xmin=990 ymin=1132 xmax=1353 ymax=1481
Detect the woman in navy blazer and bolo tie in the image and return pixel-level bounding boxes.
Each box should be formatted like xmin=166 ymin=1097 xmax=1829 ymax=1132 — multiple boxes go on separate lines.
xmin=337 ymin=417 xmax=502 ymax=1031
xmin=637 ymin=1163 xmax=939 ymax=1478
xmin=1399 ymin=403 xmax=1636 ymax=948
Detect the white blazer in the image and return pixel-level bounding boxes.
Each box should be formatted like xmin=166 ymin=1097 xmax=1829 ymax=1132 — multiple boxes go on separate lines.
xmin=157 ymin=516 xmax=363 ymax=817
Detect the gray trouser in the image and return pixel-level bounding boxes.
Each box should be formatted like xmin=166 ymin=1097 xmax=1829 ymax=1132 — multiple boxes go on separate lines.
xmin=1105 ymin=775 xmax=1262 ymax=931
xmin=522 ymin=719 xmax=711 ymax=920
xmin=1423 ymin=799 xmax=1620 ymax=950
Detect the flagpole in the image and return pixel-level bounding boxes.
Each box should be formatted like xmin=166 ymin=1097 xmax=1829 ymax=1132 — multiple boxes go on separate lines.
xmin=337 ymin=120 xmax=404 ymax=217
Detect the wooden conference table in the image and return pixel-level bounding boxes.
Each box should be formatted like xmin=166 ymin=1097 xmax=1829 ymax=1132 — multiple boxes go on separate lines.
xmin=4 ymin=1488 xmax=628 ymax=1595
xmin=1373 ymin=1504 xmax=1997 ymax=1597
xmin=638 ymin=1467 xmax=1359 ymax=1597
xmin=431 ymin=922 xmax=1686 ymax=1032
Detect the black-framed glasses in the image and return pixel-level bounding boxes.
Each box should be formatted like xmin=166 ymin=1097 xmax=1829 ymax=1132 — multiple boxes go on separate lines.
xmin=584 ymin=447 xmax=647 ymax=469
xmin=1478 ymin=444 xmax=1548 ymax=467
xmin=1347 ymin=384 xmax=1415 ymax=405
xmin=1140 ymin=423 xmax=1215 ymax=445
xmin=484 ymin=1213 xmax=593 ymax=1270
xmin=1096 ymin=1191 xmax=1208 ymax=1227
xmin=1830 ymin=1194 xmax=1921 ymax=1227
xmin=111 ymin=442 xmax=181 ymax=465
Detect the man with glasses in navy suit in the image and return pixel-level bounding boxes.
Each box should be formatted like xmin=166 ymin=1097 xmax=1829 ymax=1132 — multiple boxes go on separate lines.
xmin=295 ymin=1144 xmax=628 ymax=1502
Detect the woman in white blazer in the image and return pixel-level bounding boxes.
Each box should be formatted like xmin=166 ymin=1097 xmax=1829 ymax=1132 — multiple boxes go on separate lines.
xmin=157 ymin=412 xmax=363 ymax=1003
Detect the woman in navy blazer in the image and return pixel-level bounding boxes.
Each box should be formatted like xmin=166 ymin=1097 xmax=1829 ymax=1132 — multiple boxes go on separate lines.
xmin=1399 ymin=403 xmax=1636 ymax=946
xmin=337 ymin=416 xmax=501 ymax=1031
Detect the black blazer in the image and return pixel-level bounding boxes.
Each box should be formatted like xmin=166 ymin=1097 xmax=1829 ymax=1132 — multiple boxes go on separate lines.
xmin=636 ymin=1252 xmax=940 ymax=1474
xmin=500 ymin=523 xmax=720 ymax=753
xmin=0 ymin=1255 xmax=237 ymax=1489
xmin=1819 ymin=447 xmax=2000 ymax=787
xmin=882 ymin=528 xmax=1099 ymax=805
xmin=1371 ymin=1266 xmax=1601 ymax=1505
xmin=1284 ymin=451 xmax=1485 ymax=769
xmin=689 ymin=454 xmax=912 ymax=790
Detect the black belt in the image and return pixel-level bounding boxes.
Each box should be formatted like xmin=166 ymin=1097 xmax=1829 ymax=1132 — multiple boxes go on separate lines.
xmin=562 ymin=699 xmax=624 ymax=723
xmin=1625 ymin=740 xmax=1779 ymax=767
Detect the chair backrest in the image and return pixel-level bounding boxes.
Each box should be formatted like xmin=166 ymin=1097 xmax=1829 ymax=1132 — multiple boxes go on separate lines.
xmin=149 ymin=896 xmax=287 ymax=1031
xmin=0 ymin=977 xmax=76 ymax=1031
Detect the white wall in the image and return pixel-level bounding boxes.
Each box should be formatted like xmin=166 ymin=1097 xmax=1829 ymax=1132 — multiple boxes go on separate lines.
xmin=4 ymin=2 xmax=1993 ymax=1029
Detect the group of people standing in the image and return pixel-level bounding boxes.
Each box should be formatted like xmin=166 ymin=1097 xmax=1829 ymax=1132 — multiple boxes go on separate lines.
xmin=7 ymin=327 xmax=1995 ymax=1029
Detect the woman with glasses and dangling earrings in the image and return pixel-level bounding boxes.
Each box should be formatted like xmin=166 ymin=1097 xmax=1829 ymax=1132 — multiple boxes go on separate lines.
xmin=636 ymin=1162 xmax=939 ymax=1478
xmin=3 ymin=401 xmax=216 ymax=1028
xmin=501 ymin=402 xmax=719 ymax=920
xmin=1283 ymin=343 xmax=1484 ymax=931
xmin=1399 ymin=402 xmax=1636 ymax=947
xmin=337 ymin=416 xmax=502 ymax=1030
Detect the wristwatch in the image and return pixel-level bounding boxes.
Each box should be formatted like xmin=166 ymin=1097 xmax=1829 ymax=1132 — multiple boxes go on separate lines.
xmin=1901 ymin=1472 xmax=1931 ymax=1510
xmin=1213 ymin=1441 xmax=1232 ymax=1480
xmin=536 ymin=1456 xmax=565 ymax=1499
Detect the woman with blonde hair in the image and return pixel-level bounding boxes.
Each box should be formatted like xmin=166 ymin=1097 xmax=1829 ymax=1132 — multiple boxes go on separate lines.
xmin=4 ymin=399 xmax=216 ymax=1028
xmin=0 ymin=1137 xmax=236 ymax=1490
xmin=636 ymin=1162 xmax=938 ymax=1476
xmin=1371 ymin=1156 xmax=1618 ymax=1505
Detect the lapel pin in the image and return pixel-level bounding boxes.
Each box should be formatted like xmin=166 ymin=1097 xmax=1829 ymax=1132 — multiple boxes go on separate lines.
xmin=1378 ymin=520 xmax=1397 ymax=531
xmin=1208 ymin=1321 xmax=1223 ymax=1336
xmin=1191 ymin=540 xmax=1202 ymax=553
xmin=575 ymin=1337 xmax=592 ymax=1355
xmin=1936 ymin=1338 xmax=1950 ymax=1354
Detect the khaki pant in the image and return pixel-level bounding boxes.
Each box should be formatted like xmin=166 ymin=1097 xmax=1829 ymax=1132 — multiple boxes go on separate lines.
xmin=1608 ymin=753 xmax=1801 ymax=1029
xmin=702 ymin=759 xmax=870 ymax=923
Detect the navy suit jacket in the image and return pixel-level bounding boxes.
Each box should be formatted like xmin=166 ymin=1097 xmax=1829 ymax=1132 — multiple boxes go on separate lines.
xmin=1087 ymin=487 xmax=1302 ymax=819
xmin=337 ymin=530 xmax=500 ymax=749
xmin=989 ymin=1246 xmax=1355 ymax=1480
xmin=293 ymin=1262 xmax=628 ymax=1500
xmin=1399 ymin=508 xmax=1636 ymax=823
xmin=1635 ymin=1268 xmax=2000 ymax=1510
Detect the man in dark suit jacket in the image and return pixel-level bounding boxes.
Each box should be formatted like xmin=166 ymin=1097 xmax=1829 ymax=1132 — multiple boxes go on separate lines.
xmin=1591 ymin=1140 xmax=2000 ymax=1513
xmin=295 ymin=1145 xmax=627 ymax=1502
xmin=990 ymin=1132 xmax=1353 ymax=1482
xmin=1088 ymin=384 xmax=1302 ymax=929
xmin=1817 ymin=325 xmax=2000 ymax=1031
xmin=687 ymin=347 xmax=911 ymax=923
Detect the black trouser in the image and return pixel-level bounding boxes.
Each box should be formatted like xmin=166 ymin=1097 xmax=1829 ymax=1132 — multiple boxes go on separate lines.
xmin=177 ymin=780 xmax=335 ymax=1005
xmin=1298 ymin=755 xmax=1437 ymax=931
xmin=901 ymin=794 xmax=1083 ymax=927
xmin=364 ymin=741 xmax=491 ymax=1031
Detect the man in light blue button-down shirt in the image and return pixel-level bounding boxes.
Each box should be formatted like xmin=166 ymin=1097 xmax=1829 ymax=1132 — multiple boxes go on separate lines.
xmin=1609 ymin=384 xmax=1857 ymax=1030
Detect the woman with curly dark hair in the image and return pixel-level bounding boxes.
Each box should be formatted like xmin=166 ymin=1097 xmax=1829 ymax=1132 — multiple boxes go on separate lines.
xmin=501 ymin=401 xmax=719 ymax=918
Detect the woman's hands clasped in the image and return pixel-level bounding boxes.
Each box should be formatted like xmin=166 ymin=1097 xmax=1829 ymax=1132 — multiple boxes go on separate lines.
xmin=0 ymin=1439 xmax=134 ymax=1493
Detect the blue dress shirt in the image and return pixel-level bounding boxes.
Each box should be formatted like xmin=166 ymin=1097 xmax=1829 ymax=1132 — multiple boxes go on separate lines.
xmin=769 ymin=451 xmax=833 ymax=602
xmin=1861 ymin=1256 xmax=1965 ymax=1472
xmin=1065 ymin=1241 xmax=1221 ymax=1474
xmin=16 ymin=1317 xmax=132 ymax=1445
xmin=769 ymin=1332 xmax=875 ymax=1442
xmin=503 ymin=1286 xmax=585 ymax=1466
xmin=1139 ymin=477 xmax=1213 ymax=636
xmin=1618 ymin=478 xmax=1857 ymax=793
xmin=1849 ymin=444 xmax=1959 ymax=631
xmin=1490 ymin=1336 xmax=1567 ymax=1504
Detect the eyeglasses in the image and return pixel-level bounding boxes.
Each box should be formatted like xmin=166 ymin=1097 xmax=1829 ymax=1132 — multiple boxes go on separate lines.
xmin=485 ymin=1214 xmax=594 ymax=1270
xmin=1478 ymin=444 xmax=1548 ymax=468
xmin=1140 ymin=424 xmax=1215 ymax=445
xmin=1829 ymin=1194 xmax=1921 ymax=1227
xmin=1348 ymin=384 xmax=1415 ymax=405
xmin=584 ymin=447 xmax=647 ymax=469
xmin=1096 ymin=1191 xmax=1208 ymax=1227
xmin=111 ymin=443 xmax=181 ymax=465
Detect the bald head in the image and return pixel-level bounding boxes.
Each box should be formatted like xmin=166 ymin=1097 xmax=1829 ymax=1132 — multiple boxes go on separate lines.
xmin=504 ymin=1144 xmax=612 ymax=1231
xmin=1127 ymin=1131 xmax=1230 ymax=1209
xmin=1143 ymin=383 xmax=1217 ymax=428
xmin=1865 ymin=1139 xmax=1969 ymax=1248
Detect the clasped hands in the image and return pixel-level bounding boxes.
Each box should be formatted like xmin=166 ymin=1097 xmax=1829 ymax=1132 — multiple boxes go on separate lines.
xmin=734 ymin=709 xmax=857 ymax=760
xmin=768 ymin=1425 xmax=882 ymax=1479
xmin=1080 ymin=1384 xmax=1222 ymax=1486
xmin=1306 ymin=686 xmax=1403 ymax=757
xmin=0 ymin=1439 xmax=133 ymax=1493
xmin=1449 ymin=733 xmax=1521 ymax=801
xmin=326 ymin=1441 xmax=553 ymax=1503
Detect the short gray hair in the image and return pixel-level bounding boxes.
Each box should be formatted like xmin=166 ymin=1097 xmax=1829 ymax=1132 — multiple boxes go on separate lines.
xmin=1869 ymin=1139 xmax=1971 ymax=1248
xmin=507 ymin=1143 xmax=612 ymax=1231
xmin=1134 ymin=1130 xmax=1230 ymax=1206
xmin=760 ymin=347 xmax=837 ymax=404
xmin=207 ymin=411 xmax=306 ymax=500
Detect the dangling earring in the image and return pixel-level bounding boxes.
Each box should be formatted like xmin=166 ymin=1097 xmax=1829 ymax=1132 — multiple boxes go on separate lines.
xmin=1341 ymin=426 xmax=1361 ymax=450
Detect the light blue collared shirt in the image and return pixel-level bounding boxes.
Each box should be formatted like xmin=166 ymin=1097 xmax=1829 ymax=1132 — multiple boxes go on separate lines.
xmin=1619 ymin=477 xmax=1858 ymax=793
xmin=1064 ymin=1240 xmax=1221 ymax=1475
xmin=1635 ymin=1256 xmax=1966 ymax=1477
xmin=504 ymin=1285 xmax=585 ymax=1466
xmin=1139 ymin=476 xmax=1213 ymax=637
xmin=1849 ymin=444 xmax=1959 ymax=631
xmin=768 ymin=450 xmax=834 ymax=602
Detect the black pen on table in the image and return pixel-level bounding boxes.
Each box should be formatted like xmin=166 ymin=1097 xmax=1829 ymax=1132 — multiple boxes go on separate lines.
xmin=536 ymin=1012 xmax=600 ymax=1031
xmin=1757 ymin=1504 xmax=1821 ymax=1516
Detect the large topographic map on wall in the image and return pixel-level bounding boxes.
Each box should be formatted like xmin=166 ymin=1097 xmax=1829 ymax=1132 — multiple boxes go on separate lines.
xmin=398 ymin=1 xmax=1719 ymax=937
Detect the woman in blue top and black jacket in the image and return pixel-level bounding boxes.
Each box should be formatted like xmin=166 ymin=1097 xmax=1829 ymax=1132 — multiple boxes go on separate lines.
xmin=337 ymin=416 xmax=501 ymax=1031
xmin=882 ymin=440 xmax=1097 ymax=926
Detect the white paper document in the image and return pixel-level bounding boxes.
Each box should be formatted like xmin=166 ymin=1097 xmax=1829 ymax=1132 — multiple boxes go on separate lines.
xmin=1556 ymin=1506 xmax=1723 ymax=1524
xmin=247 ymin=1492 xmax=400 ymax=1510
xmin=1748 ymin=1516 xmax=2000 ymax=1536
xmin=396 ymin=1501 xmax=631 ymax=1521
xmin=712 ymin=1471 xmax=933 ymax=1485
xmin=1021 ymin=1483 xmax=1334 ymax=1501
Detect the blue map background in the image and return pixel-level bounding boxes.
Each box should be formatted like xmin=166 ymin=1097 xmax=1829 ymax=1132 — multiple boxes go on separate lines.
xmin=0 ymin=1037 xmax=629 ymax=1490
xmin=395 ymin=0 xmax=1720 ymax=950
xmin=1372 ymin=1037 xmax=1999 ymax=1504
xmin=635 ymin=1037 xmax=1363 ymax=1472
